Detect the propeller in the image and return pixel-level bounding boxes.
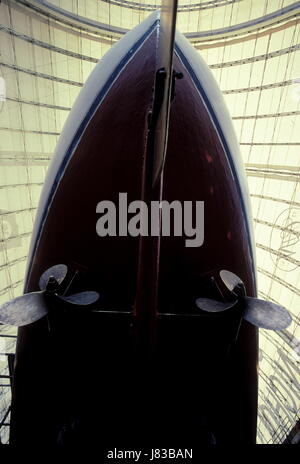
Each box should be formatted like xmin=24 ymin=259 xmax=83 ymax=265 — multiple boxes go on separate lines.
xmin=0 ymin=292 xmax=48 ymax=327
xmin=0 ymin=264 xmax=100 ymax=327
xmin=219 ymin=270 xmax=243 ymax=294
xmin=59 ymin=291 xmax=99 ymax=306
xmin=242 ymin=297 xmax=292 ymax=330
xmin=39 ymin=264 xmax=68 ymax=291
xmin=196 ymin=270 xmax=292 ymax=331
xmin=195 ymin=298 xmax=236 ymax=313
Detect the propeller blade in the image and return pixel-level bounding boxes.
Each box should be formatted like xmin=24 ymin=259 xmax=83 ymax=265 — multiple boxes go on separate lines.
xmin=243 ymin=297 xmax=292 ymax=330
xmin=220 ymin=270 xmax=243 ymax=292
xmin=39 ymin=264 xmax=68 ymax=290
xmin=58 ymin=291 xmax=99 ymax=306
xmin=196 ymin=297 xmax=237 ymax=313
xmin=0 ymin=291 xmax=48 ymax=327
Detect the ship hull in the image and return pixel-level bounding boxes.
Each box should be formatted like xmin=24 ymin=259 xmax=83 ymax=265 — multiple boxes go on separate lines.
xmin=10 ymin=13 xmax=258 ymax=447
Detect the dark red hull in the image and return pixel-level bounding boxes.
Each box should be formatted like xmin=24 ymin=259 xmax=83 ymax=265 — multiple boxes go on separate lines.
xmin=10 ymin=15 xmax=258 ymax=448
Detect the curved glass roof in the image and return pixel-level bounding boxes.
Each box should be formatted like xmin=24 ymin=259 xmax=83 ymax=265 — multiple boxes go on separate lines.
xmin=0 ymin=0 xmax=299 ymax=445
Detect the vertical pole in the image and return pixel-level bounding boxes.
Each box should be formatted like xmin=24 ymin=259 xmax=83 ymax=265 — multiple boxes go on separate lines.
xmin=134 ymin=2 xmax=178 ymax=358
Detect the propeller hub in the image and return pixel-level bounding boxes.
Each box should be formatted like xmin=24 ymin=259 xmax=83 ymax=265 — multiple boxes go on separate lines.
xmin=45 ymin=276 xmax=60 ymax=294
xmin=232 ymin=282 xmax=246 ymax=298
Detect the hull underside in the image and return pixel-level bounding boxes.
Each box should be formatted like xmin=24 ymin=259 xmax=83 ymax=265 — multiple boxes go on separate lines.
xmin=10 ymin=27 xmax=258 ymax=447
